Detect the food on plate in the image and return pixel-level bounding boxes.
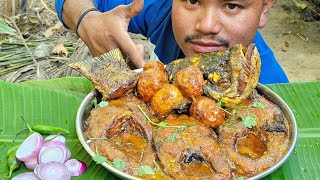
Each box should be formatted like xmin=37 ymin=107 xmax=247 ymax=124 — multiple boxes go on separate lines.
xmin=150 ymin=84 xmax=185 ymax=116
xmin=143 ymin=61 xmax=166 ymax=72
xmin=84 ymin=94 xmax=159 ymax=177
xmin=173 ymin=65 xmax=204 ymax=99
xmin=166 ymin=44 xmax=261 ymax=107
xmin=153 ymin=115 xmax=231 ymax=179
xmin=75 ymin=44 xmax=290 ymax=179
xmin=189 ymin=96 xmax=225 ymax=128
xmin=219 ymin=91 xmax=289 ymax=177
xmin=137 ymin=62 xmax=168 ymax=102
xmin=69 ymin=49 xmax=138 ymax=100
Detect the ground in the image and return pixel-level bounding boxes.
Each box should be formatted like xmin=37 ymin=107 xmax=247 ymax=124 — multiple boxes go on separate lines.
xmin=260 ymin=0 xmax=320 ymax=82
xmin=0 ymin=0 xmax=319 ymax=82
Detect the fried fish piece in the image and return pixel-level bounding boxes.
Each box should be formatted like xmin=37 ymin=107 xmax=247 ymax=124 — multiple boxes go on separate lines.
xmin=84 ymin=93 xmax=159 ymax=177
xmin=219 ymin=92 xmax=290 ymax=177
xmin=165 ymin=44 xmax=261 ymax=107
xmin=153 ymin=115 xmax=231 ymax=179
xmin=69 ymin=49 xmax=138 ymax=100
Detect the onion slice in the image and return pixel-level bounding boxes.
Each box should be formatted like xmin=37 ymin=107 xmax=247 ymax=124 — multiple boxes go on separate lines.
xmin=34 ymin=162 xmax=71 ymax=180
xmin=64 ymin=159 xmax=87 ymax=176
xmin=38 ymin=141 xmax=69 ymax=164
xmin=12 ymin=172 xmax=40 ymax=180
xmin=16 ymin=132 xmax=45 ymax=169
xmin=45 ymin=134 xmax=66 ymax=144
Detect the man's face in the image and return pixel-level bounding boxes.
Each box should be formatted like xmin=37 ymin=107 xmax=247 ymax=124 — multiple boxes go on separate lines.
xmin=172 ymin=0 xmax=274 ymax=56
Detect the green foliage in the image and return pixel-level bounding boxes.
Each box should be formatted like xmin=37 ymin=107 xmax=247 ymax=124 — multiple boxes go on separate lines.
xmin=93 ymin=148 xmax=107 ymax=165
xmin=224 ymin=121 xmax=234 ymax=127
xmin=92 ymin=154 xmax=106 ymax=164
xmin=251 ymin=102 xmax=265 ymax=109
xmin=113 ymin=158 xmax=126 ymax=170
xmin=293 ymin=0 xmax=308 ymax=9
xmin=0 ymin=18 xmax=16 ymax=36
xmin=241 ymin=114 xmax=257 ymax=128
xmin=97 ymin=101 xmax=109 ymax=107
xmin=138 ymin=166 xmax=155 ymax=176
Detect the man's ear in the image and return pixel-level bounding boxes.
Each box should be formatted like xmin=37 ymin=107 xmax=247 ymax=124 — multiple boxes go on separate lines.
xmin=258 ymin=0 xmax=275 ymax=28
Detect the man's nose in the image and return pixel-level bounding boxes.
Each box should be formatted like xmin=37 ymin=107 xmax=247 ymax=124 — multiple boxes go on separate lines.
xmin=195 ymin=8 xmax=222 ymax=34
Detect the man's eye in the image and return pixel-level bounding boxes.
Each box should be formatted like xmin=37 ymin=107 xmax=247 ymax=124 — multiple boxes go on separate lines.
xmin=226 ymin=4 xmax=239 ymax=10
xmin=187 ymin=0 xmax=199 ymax=5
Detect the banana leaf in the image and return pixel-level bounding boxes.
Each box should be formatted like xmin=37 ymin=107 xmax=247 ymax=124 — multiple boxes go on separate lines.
xmin=0 ymin=77 xmax=319 ymax=179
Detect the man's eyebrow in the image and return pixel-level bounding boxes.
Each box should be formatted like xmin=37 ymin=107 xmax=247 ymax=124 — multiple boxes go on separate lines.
xmin=219 ymin=0 xmax=247 ymax=2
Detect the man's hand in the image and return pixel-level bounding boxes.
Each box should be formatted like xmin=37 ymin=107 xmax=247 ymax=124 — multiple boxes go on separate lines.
xmin=64 ymin=0 xmax=145 ymax=68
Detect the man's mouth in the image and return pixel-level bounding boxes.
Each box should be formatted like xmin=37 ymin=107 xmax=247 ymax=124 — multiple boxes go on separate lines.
xmin=190 ymin=40 xmax=225 ymax=53
xmin=185 ymin=35 xmax=229 ymax=53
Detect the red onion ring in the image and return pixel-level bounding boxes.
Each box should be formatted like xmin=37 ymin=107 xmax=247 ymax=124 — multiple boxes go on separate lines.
xmin=64 ymin=159 xmax=87 ymax=176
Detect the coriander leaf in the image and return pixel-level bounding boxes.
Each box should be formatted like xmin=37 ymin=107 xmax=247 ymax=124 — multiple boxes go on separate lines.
xmin=241 ymin=114 xmax=257 ymax=128
xmin=93 ymin=154 xmax=107 ymax=164
xmin=238 ymin=176 xmax=245 ymax=180
xmin=232 ymin=108 xmax=238 ymax=116
xmin=251 ymin=102 xmax=265 ymax=109
xmin=138 ymin=165 xmax=155 ymax=176
xmin=158 ymin=121 xmax=168 ymax=127
xmin=115 ymin=141 xmax=121 ymax=146
xmin=98 ymin=101 xmax=109 ymax=107
xmin=217 ymin=97 xmax=226 ymax=107
xmin=113 ymin=158 xmax=126 ymax=170
xmin=225 ymin=121 xmax=233 ymax=126
xmin=165 ymin=134 xmax=177 ymax=142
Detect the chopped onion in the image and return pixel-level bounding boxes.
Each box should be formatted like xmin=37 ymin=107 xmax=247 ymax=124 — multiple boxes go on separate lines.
xmin=12 ymin=172 xmax=40 ymax=180
xmin=45 ymin=134 xmax=66 ymax=144
xmin=16 ymin=132 xmax=45 ymax=169
xmin=64 ymin=159 xmax=87 ymax=176
xmin=66 ymin=147 xmax=71 ymax=161
xmin=38 ymin=141 xmax=69 ymax=164
xmin=34 ymin=162 xmax=71 ymax=180
xmin=24 ymin=158 xmax=39 ymax=170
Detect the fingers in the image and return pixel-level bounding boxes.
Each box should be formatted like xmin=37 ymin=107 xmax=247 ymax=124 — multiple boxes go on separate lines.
xmin=118 ymin=34 xmax=145 ymax=68
xmin=136 ymin=44 xmax=146 ymax=67
xmin=126 ymin=0 xmax=144 ymax=18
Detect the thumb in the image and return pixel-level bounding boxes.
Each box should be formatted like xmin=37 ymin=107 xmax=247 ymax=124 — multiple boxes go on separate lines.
xmin=126 ymin=0 xmax=144 ymax=18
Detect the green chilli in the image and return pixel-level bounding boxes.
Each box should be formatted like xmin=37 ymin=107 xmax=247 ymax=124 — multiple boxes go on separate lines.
xmin=5 ymin=145 xmax=21 ymax=178
xmin=31 ymin=125 xmax=70 ymax=135
xmin=20 ymin=116 xmax=70 ymax=135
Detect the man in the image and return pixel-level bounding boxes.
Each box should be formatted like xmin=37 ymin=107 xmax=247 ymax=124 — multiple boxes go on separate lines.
xmin=55 ymin=0 xmax=289 ymax=84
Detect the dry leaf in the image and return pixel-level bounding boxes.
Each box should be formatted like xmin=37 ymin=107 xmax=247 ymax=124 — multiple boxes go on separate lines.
xmin=43 ymin=27 xmax=54 ymax=37
xmin=52 ymin=41 xmax=68 ymax=57
xmin=53 ymin=21 xmax=62 ymax=29
xmin=281 ymin=45 xmax=287 ymax=52
xmin=284 ymin=41 xmax=289 ymax=48
xmin=28 ymin=16 xmax=40 ymax=24
xmin=43 ymin=22 xmax=63 ymax=37
xmin=34 ymin=43 xmax=51 ymax=58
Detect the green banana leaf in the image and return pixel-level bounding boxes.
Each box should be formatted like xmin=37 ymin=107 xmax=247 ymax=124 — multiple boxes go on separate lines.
xmin=0 ymin=77 xmax=319 ymax=179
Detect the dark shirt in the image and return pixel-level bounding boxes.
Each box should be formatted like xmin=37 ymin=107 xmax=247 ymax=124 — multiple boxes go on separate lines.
xmin=55 ymin=0 xmax=289 ymax=84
